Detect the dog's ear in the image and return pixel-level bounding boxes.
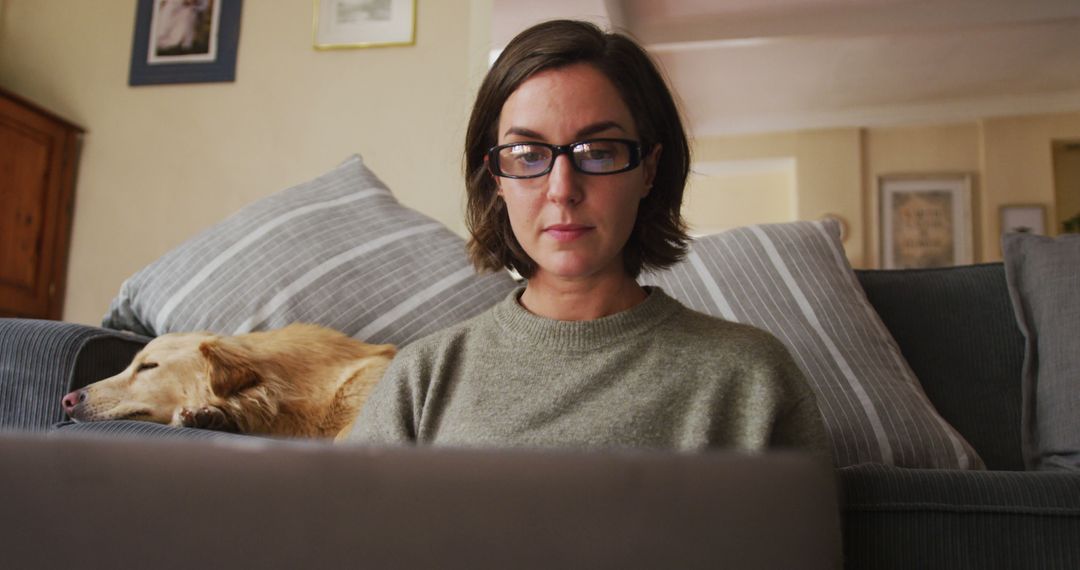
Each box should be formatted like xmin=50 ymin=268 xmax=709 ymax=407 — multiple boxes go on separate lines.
xmin=199 ymin=338 xmax=261 ymax=398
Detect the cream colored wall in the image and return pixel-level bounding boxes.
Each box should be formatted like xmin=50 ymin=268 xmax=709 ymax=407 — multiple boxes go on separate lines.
xmin=0 ymin=0 xmax=491 ymax=325
xmin=684 ymin=166 xmax=794 ymax=236
xmin=691 ymin=129 xmax=865 ymax=265
xmin=863 ymin=123 xmax=982 ymax=267
xmin=688 ymin=113 xmax=1080 ymax=268
xmin=2 ymin=1 xmax=1074 ymax=324
xmin=981 ymin=112 xmax=1080 ymax=257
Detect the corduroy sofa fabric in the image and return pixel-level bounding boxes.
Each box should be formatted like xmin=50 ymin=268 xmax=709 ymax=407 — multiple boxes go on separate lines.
xmin=52 ymin=419 xmax=254 ymax=441
xmin=841 ymin=463 xmax=1080 ymax=569
xmin=855 ymin=264 xmax=1025 ymax=471
xmin=0 ymin=319 xmax=147 ymax=431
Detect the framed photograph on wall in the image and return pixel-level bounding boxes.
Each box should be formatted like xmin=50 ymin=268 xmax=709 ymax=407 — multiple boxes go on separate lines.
xmin=1000 ymin=204 xmax=1047 ymax=236
xmin=129 ymin=0 xmax=243 ymax=86
xmin=879 ymin=174 xmax=973 ymax=269
xmin=314 ymin=0 xmax=417 ymax=49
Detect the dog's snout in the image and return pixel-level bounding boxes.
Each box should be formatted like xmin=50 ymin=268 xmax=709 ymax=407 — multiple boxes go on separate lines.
xmin=61 ymin=389 xmax=87 ymax=414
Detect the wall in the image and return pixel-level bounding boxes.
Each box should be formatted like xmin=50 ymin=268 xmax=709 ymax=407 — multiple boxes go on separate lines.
xmin=683 ymin=160 xmax=795 ymax=236
xmin=1053 ymin=141 xmax=1080 ymax=233
xmin=981 ymin=112 xmax=1080 ymax=257
xmin=863 ymin=123 xmax=982 ymax=266
xmin=690 ymin=113 xmax=1080 ymax=268
xmin=692 ymin=129 xmax=865 ymax=264
xmin=864 ymin=114 xmax=1080 ymax=263
xmin=2 ymin=1 xmax=1075 ymax=324
xmin=0 ymin=0 xmax=491 ymax=325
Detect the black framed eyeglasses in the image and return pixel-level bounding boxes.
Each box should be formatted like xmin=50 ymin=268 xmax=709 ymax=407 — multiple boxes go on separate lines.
xmin=487 ymin=138 xmax=644 ymax=179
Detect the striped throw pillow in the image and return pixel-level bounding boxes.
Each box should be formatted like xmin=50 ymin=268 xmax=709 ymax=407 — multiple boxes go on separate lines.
xmin=103 ymin=155 xmax=518 ymax=346
xmin=642 ymin=220 xmax=984 ymax=469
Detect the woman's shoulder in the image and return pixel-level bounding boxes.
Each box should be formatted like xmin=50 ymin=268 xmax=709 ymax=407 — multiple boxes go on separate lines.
xmin=658 ymin=294 xmax=791 ymax=359
xmin=658 ymin=298 xmax=810 ymax=395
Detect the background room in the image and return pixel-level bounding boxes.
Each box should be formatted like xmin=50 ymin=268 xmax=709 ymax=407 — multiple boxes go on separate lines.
xmin=1 ymin=0 xmax=1078 ymax=324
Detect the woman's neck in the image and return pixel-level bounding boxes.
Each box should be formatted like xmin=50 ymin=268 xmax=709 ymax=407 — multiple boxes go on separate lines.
xmin=518 ymin=274 xmax=648 ymax=321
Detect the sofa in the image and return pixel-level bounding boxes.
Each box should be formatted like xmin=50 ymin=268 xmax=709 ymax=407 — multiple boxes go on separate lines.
xmin=1 ymin=157 xmax=1078 ymax=568
xmin=1 ymin=264 xmax=1077 ymax=569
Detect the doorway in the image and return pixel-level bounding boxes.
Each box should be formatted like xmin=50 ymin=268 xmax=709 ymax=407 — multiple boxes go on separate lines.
xmin=1051 ymin=140 xmax=1080 ymax=234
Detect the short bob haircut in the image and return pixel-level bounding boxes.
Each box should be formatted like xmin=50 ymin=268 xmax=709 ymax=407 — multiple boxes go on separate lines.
xmin=464 ymin=19 xmax=690 ymax=279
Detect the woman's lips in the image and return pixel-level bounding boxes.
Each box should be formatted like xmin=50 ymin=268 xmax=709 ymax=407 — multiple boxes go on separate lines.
xmin=544 ymin=224 xmax=594 ymax=242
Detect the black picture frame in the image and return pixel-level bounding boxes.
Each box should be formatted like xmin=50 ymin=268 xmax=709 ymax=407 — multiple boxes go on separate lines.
xmin=128 ymin=0 xmax=243 ymax=86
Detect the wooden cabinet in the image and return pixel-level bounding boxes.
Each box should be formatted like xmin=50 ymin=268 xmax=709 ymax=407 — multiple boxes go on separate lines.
xmin=0 ymin=88 xmax=84 ymax=320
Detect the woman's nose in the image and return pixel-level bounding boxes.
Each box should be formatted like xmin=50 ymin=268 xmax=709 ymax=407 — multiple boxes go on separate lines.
xmin=545 ymin=155 xmax=583 ymax=205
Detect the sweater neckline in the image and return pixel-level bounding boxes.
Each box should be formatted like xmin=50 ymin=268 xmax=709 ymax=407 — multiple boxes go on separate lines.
xmin=492 ymin=286 xmax=680 ymax=351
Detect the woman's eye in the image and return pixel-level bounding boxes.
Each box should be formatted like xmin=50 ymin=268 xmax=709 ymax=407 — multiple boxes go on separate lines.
xmin=136 ymin=362 xmax=158 ymax=373
xmin=583 ymin=149 xmax=614 ymax=160
xmin=515 ymin=151 xmax=545 ymax=165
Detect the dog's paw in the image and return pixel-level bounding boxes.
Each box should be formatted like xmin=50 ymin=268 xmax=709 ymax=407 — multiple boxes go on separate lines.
xmin=179 ymin=406 xmax=231 ymax=430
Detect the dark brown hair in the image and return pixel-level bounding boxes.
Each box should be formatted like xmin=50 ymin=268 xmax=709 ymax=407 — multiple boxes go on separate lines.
xmin=464 ymin=19 xmax=690 ymax=279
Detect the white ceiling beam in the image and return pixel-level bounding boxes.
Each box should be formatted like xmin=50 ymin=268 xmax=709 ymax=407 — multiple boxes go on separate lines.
xmin=624 ymin=0 xmax=1080 ymax=47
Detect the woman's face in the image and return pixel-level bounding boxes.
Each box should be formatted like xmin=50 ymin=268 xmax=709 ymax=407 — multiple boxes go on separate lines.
xmin=494 ymin=63 xmax=660 ymax=286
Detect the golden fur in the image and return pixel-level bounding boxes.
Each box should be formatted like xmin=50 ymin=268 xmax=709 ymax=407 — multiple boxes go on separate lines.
xmin=62 ymin=324 xmax=395 ymax=440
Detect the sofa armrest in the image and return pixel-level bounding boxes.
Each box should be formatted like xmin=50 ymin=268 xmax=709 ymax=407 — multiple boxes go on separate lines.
xmin=840 ymin=463 xmax=1080 ymax=569
xmin=0 ymin=319 xmax=149 ymax=431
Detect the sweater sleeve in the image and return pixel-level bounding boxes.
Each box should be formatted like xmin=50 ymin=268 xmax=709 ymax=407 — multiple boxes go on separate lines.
xmin=771 ymin=391 xmax=832 ymax=465
xmin=755 ymin=331 xmax=833 ymax=465
xmin=347 ymin=347 xmax=420 ymax=445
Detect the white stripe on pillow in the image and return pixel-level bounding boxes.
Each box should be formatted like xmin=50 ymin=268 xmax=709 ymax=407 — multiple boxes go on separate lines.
xmin=234 ymin=222 xmax=445 ymax=334
xmin=357 ymin=265 xmax=477 ymax=341
xmin=749 ymin=224 xmax=895 ymax=465
xmin=154 ymin=189 xmax=386 ymax=332
xmin=687 ymin=251 xmax=736 ymax=320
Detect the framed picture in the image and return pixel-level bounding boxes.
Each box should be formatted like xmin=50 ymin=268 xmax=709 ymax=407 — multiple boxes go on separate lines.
xmin=314 ymin=0 xmax=417 ymax=49
xmin=1000 ymin=204 xmax=1047 ymax=236
xmin=879 ymin=174 xmax=973 ymax=269
xmin=129 ymin=0 xmax=243 ymax=86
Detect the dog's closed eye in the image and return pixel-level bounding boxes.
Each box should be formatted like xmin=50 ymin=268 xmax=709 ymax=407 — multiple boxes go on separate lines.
xmin=136 ymin=362 xmax=158 ymax=373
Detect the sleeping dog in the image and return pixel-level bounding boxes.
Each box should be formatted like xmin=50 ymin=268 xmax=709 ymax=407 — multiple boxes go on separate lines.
xmin=62 ymin=324 xmax=395 ymax=440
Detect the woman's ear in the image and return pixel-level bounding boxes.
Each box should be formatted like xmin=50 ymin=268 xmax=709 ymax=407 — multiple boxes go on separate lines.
xmin=642 ymin=143 xmax=662 ymax=198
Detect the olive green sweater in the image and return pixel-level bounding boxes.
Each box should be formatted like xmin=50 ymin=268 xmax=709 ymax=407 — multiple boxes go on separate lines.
xmin=350 ymin=287 xmax=829 ymax=457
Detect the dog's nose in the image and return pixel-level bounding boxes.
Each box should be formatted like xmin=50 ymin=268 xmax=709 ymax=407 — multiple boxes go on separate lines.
xmin=61 ymin=389 xmax=87 ymax=414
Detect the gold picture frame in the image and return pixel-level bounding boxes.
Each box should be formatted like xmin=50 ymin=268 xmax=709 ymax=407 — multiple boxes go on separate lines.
xmin=313 ymin=0 xmax=416 ymax=50
xmin=879 ymin=174 xmax=973 ymax=269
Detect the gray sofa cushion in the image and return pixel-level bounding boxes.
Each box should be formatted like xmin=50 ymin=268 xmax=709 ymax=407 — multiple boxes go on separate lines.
xmin=855 ymin=263 xmax=1025 ymax=471
xmin=102 ymin=155 xmax=517 ymax=346
xmin=0 ymin=319 xmax=148 ymax=431
xmin=1003 ymin=232 xmax=1080 ymax=470
xmin=642 ymin=220 xmax=983 ymax=469
xmin=52 ymin=419 xmax=255 ymax=441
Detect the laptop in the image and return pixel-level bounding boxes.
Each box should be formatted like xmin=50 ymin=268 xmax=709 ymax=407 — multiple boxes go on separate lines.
xmin=0 ymin=433 xmax=841 ymax=569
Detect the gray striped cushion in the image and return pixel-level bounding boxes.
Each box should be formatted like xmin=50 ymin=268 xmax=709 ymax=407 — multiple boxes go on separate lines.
xmin=642 ymin=220 xmax=984 ymax=469
xmin=103 ymin=155 xmax=518 ymax=346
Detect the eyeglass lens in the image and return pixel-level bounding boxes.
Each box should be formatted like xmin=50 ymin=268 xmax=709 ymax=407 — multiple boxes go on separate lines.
xmin=496 ymin=140 xmax=634 ymax=177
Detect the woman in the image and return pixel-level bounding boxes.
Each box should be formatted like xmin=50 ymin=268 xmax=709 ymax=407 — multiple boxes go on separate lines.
xmin=352 ymin=20 xmax=828 ymax=456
